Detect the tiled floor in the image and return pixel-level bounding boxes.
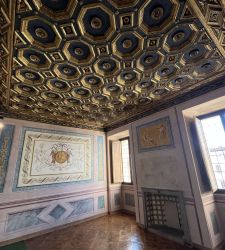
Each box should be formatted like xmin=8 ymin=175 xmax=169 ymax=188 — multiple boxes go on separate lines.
xmin=26 ymin=213 xmax=192 ymax=250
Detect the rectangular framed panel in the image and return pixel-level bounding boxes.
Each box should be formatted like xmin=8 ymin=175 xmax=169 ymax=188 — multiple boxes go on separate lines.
xmin=136 ymin=117 xmax=174 ymax=152
xmin=15 ymin=128 xmax=93 ymax=189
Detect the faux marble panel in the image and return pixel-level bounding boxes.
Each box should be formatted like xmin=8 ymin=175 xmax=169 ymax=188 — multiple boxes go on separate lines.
xmin=98 ymin=196 xmax=105 ymax=209
xmin=125 ymin=193 xmax=135 ymax=207
xmin=114 ymin=193 xmax=121 ymax=206
xmin=0 ymin=125 xmax=15 ymax=193
xmin=97 ymin=136 xmax=104 ymax=181
xmin=6 ymin=208 xmax=46 ymax=233
xmin=3 ymin=196 xmax=102 ymax=238
xmin=69 ymin=198 xmax=94 ymax=217
xmin=210 ymin=211 xmax=219 ymax=235
xmin=49 ymin=205 xmax=66 ymax=220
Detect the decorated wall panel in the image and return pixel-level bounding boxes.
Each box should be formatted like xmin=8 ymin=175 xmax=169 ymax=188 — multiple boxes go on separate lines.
xmin=125 ymin=193 xmax=135 ymax=208
xmin=210 ymin=210 xmax=220 ymax=235
xmin=108 ymin=188 xmax=122 ymax=212
xmin=136 ymin=116 xmax=174 ymax=152
xmin=114 ymin=193 xmax=121 ymax=207
xmin=1 ymin=0 xmax=225 ymax=130
xmin=0 ymin=125 xmax=15 ymax=193
xmin=6 ymin=207 xmax=47 ymax=233
xmin=97 ymin=136 xmax=104 ymax=181
xmin=14 ymin=127 xmax=93 ymax=189
xmin=98 ymin=195 xmax=105 ymax=210
xmin=120 ymin=185 xmax=136 ymax=214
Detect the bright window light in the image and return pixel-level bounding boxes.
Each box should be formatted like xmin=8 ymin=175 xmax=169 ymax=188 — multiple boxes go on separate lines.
xmin=201 ymin=115 xmax=225 ymax=190
xmin=121 ymin=139 xmax=132 ymax=183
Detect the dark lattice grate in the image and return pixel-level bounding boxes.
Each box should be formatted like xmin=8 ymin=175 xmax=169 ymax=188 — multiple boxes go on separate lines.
xmin=145 ymin=192 xmax=183 ymax=228
xmin=143 ymin=188 xmax=190 ymax=243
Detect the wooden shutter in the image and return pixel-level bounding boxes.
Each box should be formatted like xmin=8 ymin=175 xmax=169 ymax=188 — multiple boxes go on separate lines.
xmin=195 ymin=117 xmax=217 ymax=192
xmin=111 ymin=141 xmax=123 ymax=183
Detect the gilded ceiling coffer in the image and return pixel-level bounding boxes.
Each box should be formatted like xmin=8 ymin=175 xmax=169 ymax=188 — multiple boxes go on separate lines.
xmin=0 ymin=0 xmax=225 ymax=130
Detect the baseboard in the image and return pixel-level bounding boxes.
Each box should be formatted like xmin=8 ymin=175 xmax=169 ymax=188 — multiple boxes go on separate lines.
xmin=108 ymin=210 xmax=121 ymax=215
xmin=137 ymin=223 xmax=145 ymax=229
xmin=121 ymin=209 xmax=136 ymax=216
xmin=109 ymin=209 xmax=135 ymax=216
xmin=146 ymin=227 xmax=184 ymax=245
xmin=192 ymin=238 xmax=225 ymax=250
xmin=0 ymin=212 xmax=108 ymax=247
xmin=192 ymin=243 xmax=211 ymax=250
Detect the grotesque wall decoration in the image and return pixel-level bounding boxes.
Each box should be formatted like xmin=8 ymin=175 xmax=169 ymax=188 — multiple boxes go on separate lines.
xmin=1 ymin=0 xmax=225 ymax=130
xmin=15 ymin=128 xmax=93 ymax=188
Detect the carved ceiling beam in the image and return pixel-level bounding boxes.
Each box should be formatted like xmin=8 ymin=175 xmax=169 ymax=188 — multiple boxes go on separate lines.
xmin=188 ymin=0 xmax=225 ymax=58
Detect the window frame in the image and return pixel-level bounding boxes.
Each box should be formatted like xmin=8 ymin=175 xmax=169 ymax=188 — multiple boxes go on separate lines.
xmin=119 ymin=137 xmax=133 ymax=185
xmin=196 ymin=109 xmax=225 ymax=192
xmin=198 ymin=109 xmax=225 ymax=123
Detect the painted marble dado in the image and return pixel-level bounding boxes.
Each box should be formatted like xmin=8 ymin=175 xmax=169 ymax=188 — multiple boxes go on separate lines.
xmin=98 ymin=195 xmax=105 ymax=209
xmin=125 ymin=193 xmax=135 ymax=207
xmin=15 ymin=127 xmax=93 ymax=189
xmin=4 ymin=197 xmax=101 ymax=234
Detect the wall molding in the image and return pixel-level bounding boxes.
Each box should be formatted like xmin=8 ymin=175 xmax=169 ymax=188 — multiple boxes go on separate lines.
xmin=213 ymin=193 xmax=225 ymax=204
xmin=184 ymin=197 xmax=195 ymax=206
xmin=0 ymin=187 xmax=107 ymax=209
xmin=202 ymin=193 xmax=215 ymax=206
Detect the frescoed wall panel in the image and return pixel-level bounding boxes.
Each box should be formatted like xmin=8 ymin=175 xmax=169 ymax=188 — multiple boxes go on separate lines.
xmin=97 ymin=136 xmax=104 ymax=181
xmin=15 ymin=128 xmax=93 ymax=189
xmin=0 ymin=125 xmax=15 ymax=193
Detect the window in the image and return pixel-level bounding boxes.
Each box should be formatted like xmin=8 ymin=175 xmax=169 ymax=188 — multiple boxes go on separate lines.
xmin=111 ymin=138 xmax=132 ymax=184
xmin=198 ymin=110 xmax=225 ymax=190
xmin=121 ymin=139 xmax=132 ymax=183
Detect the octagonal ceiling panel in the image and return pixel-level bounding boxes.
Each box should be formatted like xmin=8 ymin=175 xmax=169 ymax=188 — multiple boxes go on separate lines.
xmin=33 ymin=0 xmax=77 ymax=20
xmin=1 ymin=0 xmax=225 ymax=130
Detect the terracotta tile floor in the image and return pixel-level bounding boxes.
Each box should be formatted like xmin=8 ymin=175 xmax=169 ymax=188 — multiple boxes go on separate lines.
xmin=26 ymin=213 xmax=193 ymax=250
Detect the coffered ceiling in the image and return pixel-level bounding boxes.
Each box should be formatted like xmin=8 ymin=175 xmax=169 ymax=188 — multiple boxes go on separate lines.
xmin=1 ymin=0 xmax=225 ymax=130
